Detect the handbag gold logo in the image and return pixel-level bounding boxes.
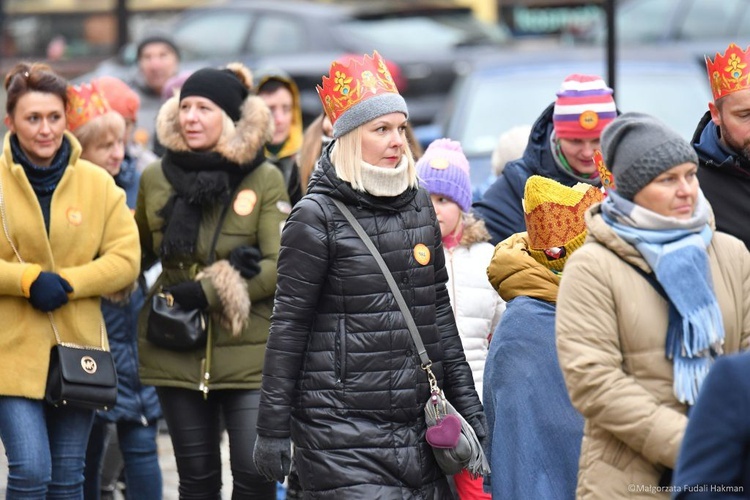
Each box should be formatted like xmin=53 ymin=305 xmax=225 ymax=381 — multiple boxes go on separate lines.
xmin=81 ymin=356 xmax=98 ymax=374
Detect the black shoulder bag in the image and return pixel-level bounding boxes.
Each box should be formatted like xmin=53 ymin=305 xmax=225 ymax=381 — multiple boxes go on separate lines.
xmin=146 ymin=203 xmax=230 ymax=351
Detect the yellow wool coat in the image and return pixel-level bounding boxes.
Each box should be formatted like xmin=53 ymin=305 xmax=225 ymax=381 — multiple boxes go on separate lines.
xmin=0 ymin=131 xmax=140 ymax=400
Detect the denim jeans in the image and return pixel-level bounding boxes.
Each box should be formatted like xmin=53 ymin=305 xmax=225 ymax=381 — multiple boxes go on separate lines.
xmin=0 ymin=396 xmax=94 ymax=499
xmin=84 ymin=418 xmax=162 ymax=499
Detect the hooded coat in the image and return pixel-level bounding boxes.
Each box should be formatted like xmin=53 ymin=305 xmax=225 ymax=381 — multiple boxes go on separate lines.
xmin=556 ymin=204 xmax=750 ymax=499
xmin=135 ymin=91 xmax=290 ymax=392
xmin=0 ymin=131 xmax=141 ymax=399
xmin=473 ymin=103 xmax=600 ymax=245
xmin=256 ymin=144 xmax=484 ymax=499
xmin=256 ymin=69 xmax=303 ymax=205
xmin=692 ymin=111 xmax=750 ymax=249
xmin=484 ymin=232 xmax=583 ymax=500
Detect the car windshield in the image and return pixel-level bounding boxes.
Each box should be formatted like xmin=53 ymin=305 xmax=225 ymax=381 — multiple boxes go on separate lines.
xmin=336 ymin=11 xmax=507 ymax=53
xmin=454 ymin=66 xmax=710 ymax=157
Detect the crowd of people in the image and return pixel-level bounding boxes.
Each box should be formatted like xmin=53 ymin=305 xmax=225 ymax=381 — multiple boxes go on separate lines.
xmin=0 ymin=33 xmax=749 ymax=500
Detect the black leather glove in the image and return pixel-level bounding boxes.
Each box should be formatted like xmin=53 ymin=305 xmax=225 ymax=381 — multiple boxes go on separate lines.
xmin=253 ymin=435 xmax=291 ymax=482
xmin=29 ymin=272 xmax=73 ymax=312
xmin=228 ymin=245 xmax=262 ymax=279
xmin=164 ymin=281 xmax=208 ymax=310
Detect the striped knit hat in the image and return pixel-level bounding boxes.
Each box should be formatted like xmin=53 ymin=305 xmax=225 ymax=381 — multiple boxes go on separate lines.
xmin=523 ymin=175 xmax=604 ymax=273
xmin=553 ymin=74 xmax=617 ymax=139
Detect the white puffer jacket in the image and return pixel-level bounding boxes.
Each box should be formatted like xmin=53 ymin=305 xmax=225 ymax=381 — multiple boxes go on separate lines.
xmin=445 ymin=215 xmax=506 ymax=401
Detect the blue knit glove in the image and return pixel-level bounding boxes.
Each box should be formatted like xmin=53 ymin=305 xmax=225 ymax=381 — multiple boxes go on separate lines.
xmin=253 ymin=435 xmax=291 ymax=482
xmin=164 ymin=281 xmax=208 ymax=310
xmin=28 ymin=272 xmax=73 ymax=312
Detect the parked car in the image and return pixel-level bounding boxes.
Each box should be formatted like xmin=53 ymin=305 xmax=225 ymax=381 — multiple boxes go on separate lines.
xmin=571 ymin=0 xmax=750 ymax=55
xmin=76 ymin=0 xmax=512 ymax=127
xmin=416 ymin=47 xmax=713 ymax=194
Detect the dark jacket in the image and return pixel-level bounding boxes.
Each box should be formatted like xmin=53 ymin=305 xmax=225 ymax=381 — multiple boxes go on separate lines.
xmin=673 ymin=351 xmax=750 ymax=499
xmin=473 ymin=103 xmax=601 ymax=245
xmin=693 ymin=111 xmax=750 ymax=249
xmin=257 ymin=144 xmax=483 ymax=499
xmin=99 ymin=161 xmax=161 ymax=424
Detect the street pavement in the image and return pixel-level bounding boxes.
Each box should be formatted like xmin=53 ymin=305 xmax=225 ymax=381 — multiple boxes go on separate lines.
xmin=0 ymin=428 xmax=233 ymax=499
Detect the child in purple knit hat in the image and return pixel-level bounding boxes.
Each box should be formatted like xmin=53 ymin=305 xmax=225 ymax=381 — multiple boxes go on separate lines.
xmin=416 ymin=138 xmax=505 ymax=498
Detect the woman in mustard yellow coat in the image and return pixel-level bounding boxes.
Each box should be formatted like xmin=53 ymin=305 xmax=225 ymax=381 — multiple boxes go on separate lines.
xmin=0 ymin=62 xmax=140 ymax=497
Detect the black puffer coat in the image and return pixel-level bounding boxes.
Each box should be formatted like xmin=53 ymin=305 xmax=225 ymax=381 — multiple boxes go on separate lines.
xmin=257 ymin=145 xmax=484 ymax=499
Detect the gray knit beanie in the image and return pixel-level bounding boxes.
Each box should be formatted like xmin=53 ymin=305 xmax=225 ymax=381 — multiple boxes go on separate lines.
xmin=601 ymin=112 xmax=698 ymax=200
xmin=333 ymin=93 xmax=408 ymax=138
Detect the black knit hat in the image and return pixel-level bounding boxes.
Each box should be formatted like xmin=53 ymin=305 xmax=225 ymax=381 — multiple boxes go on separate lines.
xmin=136 ymin=35 xmax=180 ymax=61
xmin=179 ymin=68 xmax=249 ymax=122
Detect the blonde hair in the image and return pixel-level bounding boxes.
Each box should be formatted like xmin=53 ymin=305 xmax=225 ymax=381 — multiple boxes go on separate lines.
xmin=73 ymin=111 xmax=126 ymax=150
xmin=330 ymin=124 xmax=418 ymax=192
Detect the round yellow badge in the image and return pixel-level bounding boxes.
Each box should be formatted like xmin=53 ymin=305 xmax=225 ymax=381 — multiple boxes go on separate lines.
xmin=413 ymin=243 xmax=431 ymax=266
xmin=233 ymin=189 xmax=257 ymax=216
xmin=429 ymin=158 xmax=450 ymax=170
xmin=66 ymin=207 xmax=82 ymax=226
xmin=579 ymin=110 xmax=599 ymax=130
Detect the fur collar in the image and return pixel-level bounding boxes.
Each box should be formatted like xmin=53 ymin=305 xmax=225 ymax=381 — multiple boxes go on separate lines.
xmin=156 ymin=94 xmax=273 ymax=165
xmin=460 ymin=213 xmax=492 ymax=246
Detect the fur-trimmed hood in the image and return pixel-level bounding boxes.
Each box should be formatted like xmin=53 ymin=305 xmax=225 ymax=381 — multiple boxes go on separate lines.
xmin=460 ymin=213 xmax=491 ymax=246
xmin=155 ymin=93 xmax=274 ymax=166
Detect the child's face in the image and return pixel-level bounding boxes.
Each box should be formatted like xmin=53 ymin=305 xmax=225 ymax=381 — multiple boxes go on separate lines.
xmin=430 ymin=194 xmax=462 ymax=238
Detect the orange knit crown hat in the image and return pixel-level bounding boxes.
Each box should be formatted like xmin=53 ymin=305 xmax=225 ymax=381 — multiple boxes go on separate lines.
xmin=65 ymin=82 xmax=111 ymax=132
xmin=523 ymin=175 xmax=604 ymax=272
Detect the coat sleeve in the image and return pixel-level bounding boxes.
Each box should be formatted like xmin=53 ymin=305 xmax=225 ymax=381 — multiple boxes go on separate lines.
xmin=134 ymin=169 xmax=158 ymax=273
xmin=556 ymin=249 xmax=687 ymax=468
xmin=256 ymin=197 xmax=330 ymax=438
xmin=60 ymin=174 xmax=140 ymax=298
xmin=673 ymin=354 xmax=750 ymax=499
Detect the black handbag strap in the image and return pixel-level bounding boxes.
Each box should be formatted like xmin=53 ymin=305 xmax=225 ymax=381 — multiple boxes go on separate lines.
xmin=330 ymin=198 xmax=432 ymax=368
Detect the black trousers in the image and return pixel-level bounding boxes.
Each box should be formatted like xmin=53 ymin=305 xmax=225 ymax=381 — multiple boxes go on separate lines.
xmin=157 ymin=387 xmax=276 ymax=500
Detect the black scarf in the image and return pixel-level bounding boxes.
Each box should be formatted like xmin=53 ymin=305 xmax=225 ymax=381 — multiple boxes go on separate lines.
xmin=11 ymin=134 xmax=71 ymax=194
xmin=158 ymin=148 xmax=264 ymax=258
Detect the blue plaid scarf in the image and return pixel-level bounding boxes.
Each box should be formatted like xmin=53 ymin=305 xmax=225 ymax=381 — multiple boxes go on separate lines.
xmin=601 ymin=191 xmax=724 ymax=405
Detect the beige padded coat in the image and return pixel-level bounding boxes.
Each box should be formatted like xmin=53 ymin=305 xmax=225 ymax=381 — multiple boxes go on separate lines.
xmin=556 ymin=204 xmax=750 ymax=499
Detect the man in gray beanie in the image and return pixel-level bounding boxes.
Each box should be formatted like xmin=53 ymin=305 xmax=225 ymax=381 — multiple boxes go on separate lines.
xmin=602 ymin=112 xmax=699 ymax=200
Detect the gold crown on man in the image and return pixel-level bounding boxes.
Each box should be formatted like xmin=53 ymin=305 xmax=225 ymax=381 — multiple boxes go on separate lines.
xmin=705 ymin=43 xmax=750 ymax=101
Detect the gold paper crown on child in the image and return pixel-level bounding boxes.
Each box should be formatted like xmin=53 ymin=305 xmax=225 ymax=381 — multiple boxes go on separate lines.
xmin=316 ymin=50 xmax=400 ymax=125
xmin=66 ymin=82 xmax=111 ymax=132
xmin=705 ymin=43 xmax=750 ymax=101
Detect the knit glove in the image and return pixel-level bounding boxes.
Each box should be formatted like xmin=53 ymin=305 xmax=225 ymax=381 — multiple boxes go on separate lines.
xmin=164 ymin=281 xmax=208 ymax=310
xmin=28 ymin=272 xmax=73 ymax=312
xmin=228 ymin=245 xmax=263 ymax=279
xmin=468 ymin=411 xmax=488 ymax=447
xmin=253 ymin=435 xmax=291 ymax=482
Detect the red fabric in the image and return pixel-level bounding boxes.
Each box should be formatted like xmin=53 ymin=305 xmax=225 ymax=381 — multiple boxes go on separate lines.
xmin=454 ymin=469 xmax=491 ymax=499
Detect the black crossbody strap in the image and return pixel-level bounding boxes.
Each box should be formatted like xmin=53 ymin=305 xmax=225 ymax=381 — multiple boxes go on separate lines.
xmin=330 ymin=198 xmax=432 ymax=367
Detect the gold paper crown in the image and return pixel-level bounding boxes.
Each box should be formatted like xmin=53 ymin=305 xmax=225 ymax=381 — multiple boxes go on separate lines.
xmin=66 ymin=82 xmax=111 ymax=132
xmin=523 ymin=175 xmax=604 ymax=252
xmin=594 ymin=149 xmax=616 ymax=191
xmin=705 ymin=43 xmax=750 ymax=101
xmin=316 ymin=50 xmax=399 ymax=125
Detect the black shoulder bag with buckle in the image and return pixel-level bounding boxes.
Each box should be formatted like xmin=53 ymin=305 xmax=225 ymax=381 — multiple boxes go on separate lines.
xmin=0 ymin=170 xmax=117 ymax=411
xmin=146 ymin=202 xmax=230 ymax=351
xmin=329 ymin=197 xmax=490 ymax=477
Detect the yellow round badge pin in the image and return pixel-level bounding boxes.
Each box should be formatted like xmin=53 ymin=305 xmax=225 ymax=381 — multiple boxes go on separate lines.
xmin=413 ymin=243 xmax=431 ymax=266
xmin=429 ymin=158 xmax=450 ymax=170
xmin=66 ymin=207 xmax=82 ymax=226
xmin=233 ymin=189 xmax=257 ymax=216
xmin=579 ymin=110 xmax=599 ymax=130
